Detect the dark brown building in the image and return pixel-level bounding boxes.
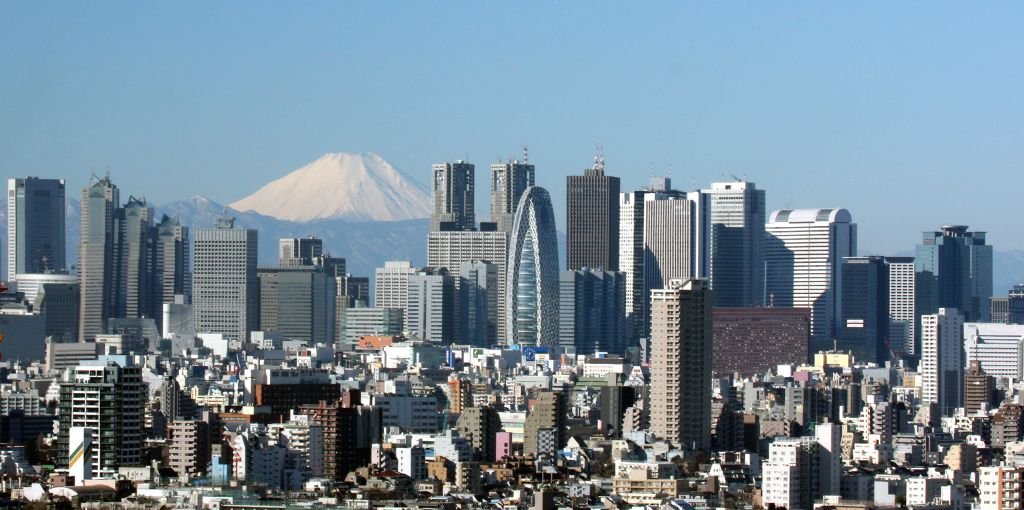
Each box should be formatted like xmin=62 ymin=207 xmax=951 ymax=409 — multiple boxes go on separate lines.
xmin=566 ymin=165 xmax=620 ymax=271
xmin=964 ymin=360 xmax=994 ymax=414
xmin=254 ymin=382 xmax=340 ymax=422
xmin=712 ymin=307 xmax=811 ymax=376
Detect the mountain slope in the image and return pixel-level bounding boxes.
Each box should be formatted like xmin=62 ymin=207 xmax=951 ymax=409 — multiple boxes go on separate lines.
xmin=229 ymin=152 xmax=431 ymax=222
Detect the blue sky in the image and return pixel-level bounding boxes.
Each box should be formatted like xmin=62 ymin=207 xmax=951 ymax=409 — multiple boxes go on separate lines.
xmin=2 ymin=2 xmax=1022 ymax=254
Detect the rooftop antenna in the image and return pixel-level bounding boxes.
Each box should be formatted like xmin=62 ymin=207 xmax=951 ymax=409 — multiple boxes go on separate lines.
xmin=522 ymin=146 xmax=529 ymax=164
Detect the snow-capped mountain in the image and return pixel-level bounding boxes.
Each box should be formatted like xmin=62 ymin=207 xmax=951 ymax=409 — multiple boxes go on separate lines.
xmin=229 ymin=152 xmax=431 ymax=223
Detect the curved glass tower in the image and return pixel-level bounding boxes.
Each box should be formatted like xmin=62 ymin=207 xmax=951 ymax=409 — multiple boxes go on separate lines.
xmin=505 ymin=186 xmax=560 ymax=347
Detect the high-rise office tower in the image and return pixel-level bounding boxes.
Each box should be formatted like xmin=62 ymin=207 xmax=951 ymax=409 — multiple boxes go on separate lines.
xmin=641 ymin=196 xmax=709 ymax=337
xmin=7 ymin=177 xmax=66 ymax=279
xmin=405 ymin=267 xmax=455 ymax=343
xmin=153 ymin=216 xmax=188 ymax=311
xmin=458 ymin=260 xmax=498 ymax=347
xmin=916 ymin=225 xmax=993 ymax=323
xmin=192 ymin=217 xmax=258 ymax=343
xmin=887 ymin=257 xmax=916 ymax=356
xmin=558 ymin=269 xmax=627 ymax=354
xmin=428 ymin=230 xmax=509 ymax=344
xmin=374 ymin=261 xmax=417 ymax=312
xmin=566 ymin=159 xmax=619 ymax=271
xmin=649 ymin=279 xmax=712 ymax=451
xmin=431 ymin=161 xmax=475 ymax=232
xmin=703 ymin=181 xmax=765 ymax=307
xmin=115 ymin=196 xmax=154 ymax=321
xmin=78 ymin=176 xmax=119 ymax=342
xmin=1011 ymin=285 xmax=1024 ymax=324
xmin=920 ymin=308 xmax=964 ymax=417
xmin=258 ymin=265 xmax=336 ymax=343
xmin=57 ymin=360 xmax=145 ymax=478
xmin=489 ymin=160 xmax=534 ymax=232
xmin=838 ymin=256 xmax=890 ymax=364
xmin=764 ymin=208 xmax=857 ymax=350
xmin=279 ymin=237 xmax=323 ymax=266
xmin=505 ymin=187 xmax=559 ymax=347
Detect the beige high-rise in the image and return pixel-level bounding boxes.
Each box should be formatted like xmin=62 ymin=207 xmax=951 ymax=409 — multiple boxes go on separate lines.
xmin=649 ymin=279 xmax=712 ymax=452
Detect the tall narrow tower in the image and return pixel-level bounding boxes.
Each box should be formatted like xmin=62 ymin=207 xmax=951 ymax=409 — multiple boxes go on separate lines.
xmin=431 ymin=161 xmax=475 ymax=232
xmin=649 ymin=279 xmax=712 ymax=452
xmin=489 ymin=160 xmax=534 ymax=233
xmin=7 ymin=177 xmax=66 ymax=279
xmin=702 ymin=181 xmax=765 ymax=307
xmin=566 ymin=153 xmax=620 ymax=271
xmin=78 ymin=176 xmax=119 ymax=342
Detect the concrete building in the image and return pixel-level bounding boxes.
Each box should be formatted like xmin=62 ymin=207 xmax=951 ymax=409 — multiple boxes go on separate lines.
xmin=489 ymin=160 xmax=534 ymax=233
xmin=764 ymin=208 xmax=857 ymax=350
xmin=78 ymin=176 xmax=119 ymax=342
xmin=168 ymin=420 xmax=210 ymax=479
xmin=431 ymin=161 xmax=475 ymax=232
xmin=374 ymin=260 xmax=417 ymax=312
xmin=649 ymin=279 xmax=712 ymax=451
xmin=566 ymin=160 xmax=619 ymax=271
xmin=702 ymin=181 xmax=766 ymax=308
xmin=506 ymin=187 xmax=560 ymax=348
xmin=920 ymin=308 xmax=965 ymax=417
xmin=192 ymin=217 xmax=258 ymax=343
xmin=405 ymin=267 xmax=455 ymax=343
xmin=838 ymin=256 xmax=890 ymax=364
xmin=523 ymin=391 xmax=566 ymax=457
xmin=7 ymin=177 xmax=66 ymax=279
xmin=458 ymin=260 xmax=498 ymax=347
xmin=917 ymin=225 xmax=993 ymax=323
xmin=341 ymin=307 xmax=404 ymax=351
xmin=428 ymin=230 xmax=509 ymax=344
xmin=712 ymin=307 xmax=810 ymax=376
xmin=887 ymin=257 xmax=917 ymax=356
xmin=963 ymin=322 xmax=1024 ymax=380
xmin=558 ymin=269 xmax=627 ymax=355
xmin=278 ymin=237 xmax=323 ymax=266
xmin=57 ymin=360 xmax=145 ymax=478
xmin=257 ymin=265 xmax=336 ymax=343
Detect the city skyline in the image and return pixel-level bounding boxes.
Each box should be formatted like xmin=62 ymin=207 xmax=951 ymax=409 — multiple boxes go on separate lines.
xmin=3 ymin=3 xmax=1024 ymax=256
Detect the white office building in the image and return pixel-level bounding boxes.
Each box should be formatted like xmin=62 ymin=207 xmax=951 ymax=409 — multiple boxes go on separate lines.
xmin=964 ymin=322 xmax=1024 ymax=380
xmin=764 ymin=208 xmax=857 ymax=348
xmin=920 ymin=308 xmax=965 ymax=417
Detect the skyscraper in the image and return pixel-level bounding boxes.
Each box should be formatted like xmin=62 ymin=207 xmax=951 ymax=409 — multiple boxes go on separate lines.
xmin=558 ymin=269 xmax=627 ymax=355
xmin=405 ymin=267 xmax=455 ymax=343
xmin=279 ymin=237 xmax=323 ymax=266
xmin=7 ymin=177 xmax=66 ymax=279
xmin=458 ymin=260 xmax=498 ymax=347
xmin=192 ymin=216 xmax=258 ymax=343
xmin=431 ymin=161 xmax=475 ymax=232
xmin=920 ymin=308 xmax=964 ymax=417
xmin=566 ymin=160 xmax=619 ymax=271
xmin=916 ymin=225 xmax=993 ymax=323
xmin=703 ymin=181 xmax=765 ymax=307
xmin=115 ymin=196 xmax=154 ymax=321
xmin=505 ymin=186 xmax=559 ymax=347
xmin=427 ymin=230 xmax=509 ymax=344
xmin=489 ymin=160 xmax=534 ymax=233
xmin=153 ymin=215 xmax=189 ymax=313
xmin=887 ymin=257 xmax=917 ymax=356
xmin=641 ymin=196 xmax=708 ymax=337
xmin=838 ymin=256 xmax=889 ymax=364
xmin=374 ymin=260 xmax=417 ymax=311
xmin=78 ymin=176 xmax=119 ymax=342
xmin=649 ymin=279 xmax=712 ymax=452
xmin=764 ymin=208 xmax=857 ymax=349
